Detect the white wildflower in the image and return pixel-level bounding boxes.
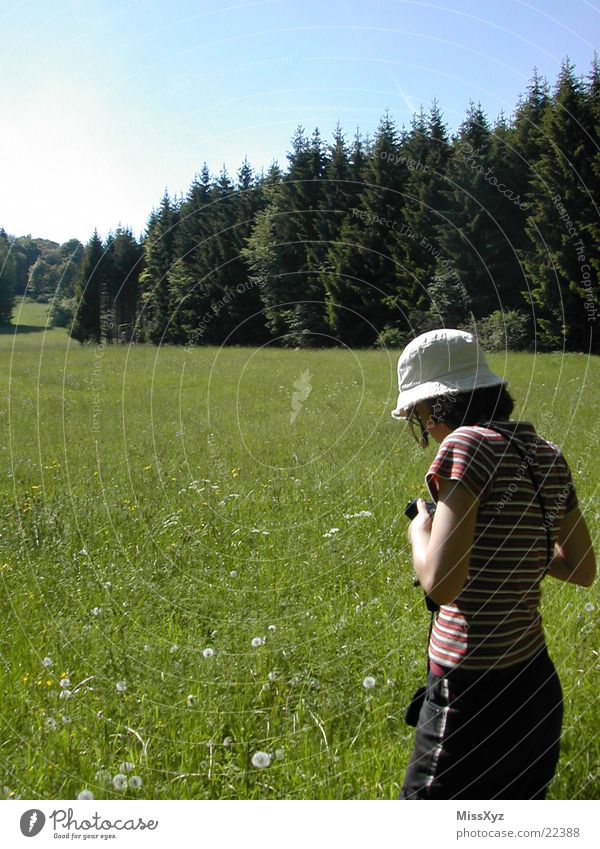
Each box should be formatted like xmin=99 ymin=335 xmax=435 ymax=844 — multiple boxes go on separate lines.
xmin=223 ymin=736 xmax=233 ymax=747
xmin=112 ymin=774 xmax=127 ymax=791
xmin=343 ymin=510 xmax=374 ymax=519
xmin=267 ymin=670 xmax=277 ymax=681
xmin=91 ymin=607 xmax=101 ymax=616
xmin=170 ymin=645 xmax=179 ymax=654
xmin=323 ymin=527 xmax=340 ymax=538
xmin=251 ymin=751 xmax=272 ymax=769
xmin=186 ymin=695 xmax=195 ymax=706
xmin=77 ymin=789 xmax=94 ymax=800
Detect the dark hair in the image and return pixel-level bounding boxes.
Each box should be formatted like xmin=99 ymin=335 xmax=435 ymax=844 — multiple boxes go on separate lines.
xmin=425 ymin=384 xmax=515 ymax=429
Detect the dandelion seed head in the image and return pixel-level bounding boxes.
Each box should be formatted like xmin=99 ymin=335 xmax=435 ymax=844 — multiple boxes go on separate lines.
xmin=128 ymin=775 xmax=142 ymax=789
xmin=251 ymin=751 xmax=272 ymax=769
xmin=59 ymin=689 xmax=71 ymax=700
xmin=77 ymin=789 xmax=94 ymax=800
xmin=59 ymin=677 xmax=71 ymax=688
xmin=42 ymin=656 xmax=53 ymax=668
xmin=186 ymin=695 xmax=195 ymax=706
xmin=223 ymin=736 xmax=233 ymax=747
xmin=584 ymin=602 xmax=595 ymax=613
xmin=44 ymin=717 xmax=57 ymax=730
xmin=203 ymin=647 xmax=214 ymax=659
xmin=267 ymin=624 xmax=277 ymax=632
xmin=363 ymin=676 xmax=376 ymax=689
xmin=112 ymin=774 xmax=127 ymax=791
xmin=116 ymin=680 xmax=127 ymax=693
xmin=229 ymin=570 xmax=238 ymax=578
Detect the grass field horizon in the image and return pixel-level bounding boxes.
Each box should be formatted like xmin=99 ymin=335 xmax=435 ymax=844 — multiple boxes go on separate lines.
xmin=1 ymin=299 xmax=598 ymax=800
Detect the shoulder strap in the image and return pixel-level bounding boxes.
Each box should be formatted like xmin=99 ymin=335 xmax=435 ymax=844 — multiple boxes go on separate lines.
xmin=476 ymin=421 xmax=552 ymax=572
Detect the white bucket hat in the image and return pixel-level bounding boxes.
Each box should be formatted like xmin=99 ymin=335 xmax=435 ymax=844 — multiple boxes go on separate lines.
xmin=391 ymin=328 xmax=508 ymax=420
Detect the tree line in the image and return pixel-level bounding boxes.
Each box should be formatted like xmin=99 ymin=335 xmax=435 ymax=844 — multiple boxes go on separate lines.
xmin=1 ymin=57 xmax=598 ymax=352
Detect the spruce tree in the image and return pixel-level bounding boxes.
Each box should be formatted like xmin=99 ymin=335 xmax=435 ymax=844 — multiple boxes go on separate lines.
xmin=139 ymin=191 xmax=180 ymax=344
xmin=0 ymin=229 xmax=17 ymax=326
xmin=524 ymin=59 xmax=595 ymax=350
xmin=70 ymin=230 xmax=105 ymax=343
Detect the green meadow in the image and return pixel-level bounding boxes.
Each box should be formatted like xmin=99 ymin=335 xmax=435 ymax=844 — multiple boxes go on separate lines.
xmin=0 ymin=299 xmax=598 ymax=800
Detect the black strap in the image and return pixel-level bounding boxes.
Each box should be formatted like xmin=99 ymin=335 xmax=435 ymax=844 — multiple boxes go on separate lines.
xmin=476 ymin=421 xmax=553 ymax=573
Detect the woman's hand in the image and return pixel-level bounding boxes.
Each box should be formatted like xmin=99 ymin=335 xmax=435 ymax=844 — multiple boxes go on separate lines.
xmin=407 ymin=498 xmax=433 ymax=547
xmin=410 ymin=479 xmax=478 ymax=605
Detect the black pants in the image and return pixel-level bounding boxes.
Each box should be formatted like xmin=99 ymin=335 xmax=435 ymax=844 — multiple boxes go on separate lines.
xmin=399 ymin=646 xmax=563 ymax=799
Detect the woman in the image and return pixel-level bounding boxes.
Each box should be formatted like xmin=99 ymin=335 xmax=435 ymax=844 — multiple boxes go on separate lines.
xmin=391 ymin=328 xmax=596 ymax=800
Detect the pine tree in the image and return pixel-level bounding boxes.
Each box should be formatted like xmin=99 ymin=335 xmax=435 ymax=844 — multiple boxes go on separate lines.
xmin=322 ymin=112 xmax=408 ymax=345
xmin=0 ymin=229 xmax=17 ymax=326
xmin=524 ymin=59 xmax=596 ymax=350
xmin=436 ymin=102 xmax=515 ymax=318
xmin=139 ymin=191 xmax=180 ymax=344
xmin=395 ymin=101 xmax=453 ymax=321
xmin=70 ymin=230 xmax=105 ymax=343
xmin=107 ymin=228 xmax=143 ymax=340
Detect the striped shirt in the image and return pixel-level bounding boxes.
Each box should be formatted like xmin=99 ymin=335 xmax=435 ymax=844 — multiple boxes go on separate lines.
xmin=424 ymin=420 xmax=578 ymax=672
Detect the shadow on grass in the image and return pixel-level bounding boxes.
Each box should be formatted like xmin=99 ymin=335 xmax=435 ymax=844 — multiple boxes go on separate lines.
xmin=0 ymin=324 xmax=47 ymax=334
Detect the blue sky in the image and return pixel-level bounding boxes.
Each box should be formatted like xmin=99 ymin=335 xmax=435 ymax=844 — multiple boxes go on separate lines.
xmin=1 ymin=0 xmax=598 ymax=243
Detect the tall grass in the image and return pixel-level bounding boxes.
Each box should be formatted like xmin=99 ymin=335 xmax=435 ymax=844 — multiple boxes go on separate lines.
xmin=0 ymin=300 xmax=598 ymax=799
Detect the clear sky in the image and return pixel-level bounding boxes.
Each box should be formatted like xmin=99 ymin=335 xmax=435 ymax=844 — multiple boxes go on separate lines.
xmin=1 ymin=0 xmax=598 ymax=244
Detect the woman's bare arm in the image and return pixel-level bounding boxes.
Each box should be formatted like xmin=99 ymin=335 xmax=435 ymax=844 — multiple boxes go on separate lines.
xmin=546 ymin=505 xmax=596 ymax=587
xmin=409 ymin=477 xmax=478 ymax=605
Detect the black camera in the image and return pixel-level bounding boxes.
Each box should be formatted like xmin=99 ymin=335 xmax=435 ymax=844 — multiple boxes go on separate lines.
xmin=404 ymin=499 xmax=436 ymax=520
